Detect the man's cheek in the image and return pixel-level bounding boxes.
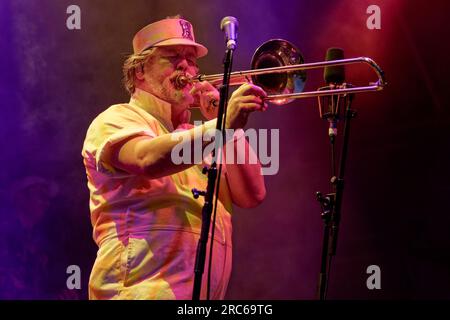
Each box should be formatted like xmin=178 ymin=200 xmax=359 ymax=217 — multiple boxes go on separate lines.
xmin=161 ymin=77 xmax=175 ymax=90
xmin=187 ymin=66 xmax=199 ymax=76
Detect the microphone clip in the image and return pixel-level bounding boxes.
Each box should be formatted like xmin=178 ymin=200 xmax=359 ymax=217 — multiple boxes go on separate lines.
xmin=317 ymin=83 xmax=355 ymax=138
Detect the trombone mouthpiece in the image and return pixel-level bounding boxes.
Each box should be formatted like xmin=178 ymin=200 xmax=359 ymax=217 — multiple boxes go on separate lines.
xmin=174 ymin=74 xmax=190 ymax=89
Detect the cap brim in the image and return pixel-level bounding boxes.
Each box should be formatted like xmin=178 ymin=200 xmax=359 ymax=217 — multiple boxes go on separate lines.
xmin=151 ymin=38 xmax=208 ymax=58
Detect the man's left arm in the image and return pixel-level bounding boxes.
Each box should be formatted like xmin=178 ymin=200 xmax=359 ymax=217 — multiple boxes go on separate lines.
xmin=223 ymin=130 xmax=266 ymax=208
xmin=192 ymin=80 xmax=266 ymax=208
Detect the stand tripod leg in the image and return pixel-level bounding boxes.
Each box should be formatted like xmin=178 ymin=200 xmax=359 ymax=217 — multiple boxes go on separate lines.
xmin=316 ymin=192 xmax=335 ymax=300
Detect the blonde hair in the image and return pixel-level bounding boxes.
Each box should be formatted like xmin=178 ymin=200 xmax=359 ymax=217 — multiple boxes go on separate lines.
xmin=122 ymin=47 xmax=156 ymax=95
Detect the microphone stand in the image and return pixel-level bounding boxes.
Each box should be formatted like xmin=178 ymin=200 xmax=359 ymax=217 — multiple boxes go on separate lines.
xmin=316 ymin=85 xmax=356 ymax=300
xmin=191 ymin=47 xmax=235 ymax=300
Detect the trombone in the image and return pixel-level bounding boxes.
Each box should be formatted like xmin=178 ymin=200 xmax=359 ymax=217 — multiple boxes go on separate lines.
xmin=178 ymin=39 xmax=386 ymax=105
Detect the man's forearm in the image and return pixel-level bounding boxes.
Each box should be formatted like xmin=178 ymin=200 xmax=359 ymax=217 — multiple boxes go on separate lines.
xmin=223 ymin=132 xmax=266 ymax=208
xmin=114 ymin=119 xmax=217 ymax=178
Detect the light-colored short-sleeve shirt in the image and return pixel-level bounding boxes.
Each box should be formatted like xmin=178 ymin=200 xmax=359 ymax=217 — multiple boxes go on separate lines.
xmin=81 ymin=88 xmax=233 ymax=299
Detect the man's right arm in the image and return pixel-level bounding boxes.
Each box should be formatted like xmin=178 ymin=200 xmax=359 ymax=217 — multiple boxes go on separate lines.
xmin=109 ymin=120 xmax=217 ymax=179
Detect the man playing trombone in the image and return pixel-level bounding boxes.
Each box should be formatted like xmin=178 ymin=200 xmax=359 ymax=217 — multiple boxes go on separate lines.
xmin=81 ymin=16 xmax=267 ymax=300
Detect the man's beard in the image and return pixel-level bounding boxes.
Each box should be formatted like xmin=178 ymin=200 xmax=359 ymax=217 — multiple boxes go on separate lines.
xmin=160 ymin=76 xmax=194 ymax=106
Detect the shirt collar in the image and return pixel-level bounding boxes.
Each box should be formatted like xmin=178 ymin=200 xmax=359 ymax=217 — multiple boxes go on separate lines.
xmin=129 ymin=88 xmax=174 ymax=132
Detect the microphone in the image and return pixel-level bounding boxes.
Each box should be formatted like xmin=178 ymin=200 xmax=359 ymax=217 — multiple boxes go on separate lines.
xmin=324 ymin=48 xmax=345 ymax=85
xmin=220 ymin=16 xmax=238 ymax=50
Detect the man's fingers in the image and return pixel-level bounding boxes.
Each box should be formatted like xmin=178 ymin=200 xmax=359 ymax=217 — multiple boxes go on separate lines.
xmin=190 ymin=85 xmax=203 ymax=95
xmin=233 ymin=95 xmax=265 ymax=105
xmin=244 ymin=85 xmax=267 ymax=98
xmin=202 ymin=81 xmax=217 ymax=91
xmin=226 ymin=84 xmax=268 ymax=129
xmin=190 ymin=82 xmax=220 ymax=105
xmin=191 ymin=81 xmax=216 ymax=94
xmin=238 ymin=102 xmax=265 ymax=113
xmin=233 ymin=83 xmax=267 ymax=98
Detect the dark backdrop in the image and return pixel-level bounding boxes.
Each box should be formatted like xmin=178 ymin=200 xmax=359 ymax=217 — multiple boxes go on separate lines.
xmin=0 ymin=0 xmax=449 ymax=299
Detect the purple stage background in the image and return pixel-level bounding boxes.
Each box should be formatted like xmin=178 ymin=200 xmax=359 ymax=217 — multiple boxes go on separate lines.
xmin=0 ymin=0 xmax=449 ymax=299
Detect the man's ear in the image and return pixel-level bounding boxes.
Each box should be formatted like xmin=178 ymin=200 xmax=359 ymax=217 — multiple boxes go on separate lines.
xmin=135 ymin=64 xmax=145 ymax=80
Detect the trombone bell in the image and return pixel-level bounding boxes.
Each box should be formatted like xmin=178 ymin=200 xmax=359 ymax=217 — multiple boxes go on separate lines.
xmin=251 ymin=39 xmax=306 ymax=105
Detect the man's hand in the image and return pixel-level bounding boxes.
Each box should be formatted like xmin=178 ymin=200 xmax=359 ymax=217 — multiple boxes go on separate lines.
xmin=190 ymin=81 xmax=219 ymax=120
xmin=225 ymin=83 xmax=268 ymax=130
